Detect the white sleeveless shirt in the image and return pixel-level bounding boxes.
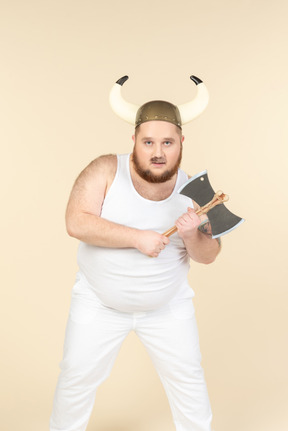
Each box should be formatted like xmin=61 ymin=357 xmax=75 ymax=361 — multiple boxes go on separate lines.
xmin=77 ymin=154 xmax=194 ymax=312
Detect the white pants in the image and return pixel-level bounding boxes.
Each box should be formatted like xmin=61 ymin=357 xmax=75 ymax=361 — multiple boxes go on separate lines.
xmin=50 ymin=273 xmax=213 ymax=431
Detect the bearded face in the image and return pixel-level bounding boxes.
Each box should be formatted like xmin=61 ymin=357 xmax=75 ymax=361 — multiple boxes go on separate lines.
xmin=131 ymin=121 xmax=184 ymax=184
xmin=132 ymin=145 xmax=182 ymax=183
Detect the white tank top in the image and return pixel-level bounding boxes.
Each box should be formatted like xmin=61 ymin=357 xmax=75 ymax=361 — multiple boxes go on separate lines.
xmin=77 ymin=153 xmax=194 ymax=312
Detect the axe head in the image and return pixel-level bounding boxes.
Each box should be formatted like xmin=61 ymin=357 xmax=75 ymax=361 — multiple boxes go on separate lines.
xmin=178 ymin=170 xmax=244 ymax=238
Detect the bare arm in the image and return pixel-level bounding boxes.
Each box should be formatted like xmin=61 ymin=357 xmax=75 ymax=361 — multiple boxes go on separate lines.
xmin=65 ymin=155 xmax=169 ymax=257
xmin=175 ymin=203 xmax=221 ymax=264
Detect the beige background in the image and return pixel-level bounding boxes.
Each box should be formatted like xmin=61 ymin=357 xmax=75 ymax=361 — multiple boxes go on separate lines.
xmin=1 ymin=1 xmax=287 ymax=430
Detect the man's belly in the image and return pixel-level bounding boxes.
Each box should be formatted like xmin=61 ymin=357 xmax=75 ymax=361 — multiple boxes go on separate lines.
xmin=77 ymin=241 xmax=192 ymax=312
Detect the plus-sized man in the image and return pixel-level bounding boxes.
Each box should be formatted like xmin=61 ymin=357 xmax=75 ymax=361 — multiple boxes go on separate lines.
xmin=50 ymin=76 xmax=219 ymax=431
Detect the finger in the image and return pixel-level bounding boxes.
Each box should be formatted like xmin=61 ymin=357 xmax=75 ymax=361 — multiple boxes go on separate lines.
xmin=181 ymin=214 xmax=192 ymax=224
xmin=161 ymin=235 xmax=170 ymax=245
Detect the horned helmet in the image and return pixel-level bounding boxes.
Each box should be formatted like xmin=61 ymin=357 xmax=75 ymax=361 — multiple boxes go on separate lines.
xmin=109 ymin=75 xmax=209 ymax=129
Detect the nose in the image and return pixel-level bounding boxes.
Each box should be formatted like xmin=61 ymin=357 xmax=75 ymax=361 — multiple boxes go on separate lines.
xmin=153 ymin=143 xmax=164 ymax=158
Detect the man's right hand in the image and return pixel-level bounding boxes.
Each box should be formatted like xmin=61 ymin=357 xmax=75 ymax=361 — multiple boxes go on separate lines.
xmin=135 ymin=230 xmax=170 ymax=258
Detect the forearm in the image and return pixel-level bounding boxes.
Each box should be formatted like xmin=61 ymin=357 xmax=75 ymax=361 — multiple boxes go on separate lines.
xmin=66 ymin=212 xmax=139 ymax=248
xmin=182 ymin=229 xmax=220 ymax=264
xmin=66 ymin=212 xmax=169 ymax=257
xmin=175 ymin=208 xmax=221 ymax=264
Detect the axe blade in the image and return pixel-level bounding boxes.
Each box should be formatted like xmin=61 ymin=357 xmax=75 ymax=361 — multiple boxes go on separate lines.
xmin=178 ymin=170 xmax=244 ymax=238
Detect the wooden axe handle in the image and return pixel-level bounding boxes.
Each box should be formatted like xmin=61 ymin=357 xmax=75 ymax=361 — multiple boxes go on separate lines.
xmin=163 ymin=191 xmax=228 ymax=237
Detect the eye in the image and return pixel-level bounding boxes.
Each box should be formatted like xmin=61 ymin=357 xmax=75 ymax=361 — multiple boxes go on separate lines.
xmin=145 ymin=141 xmax=153 ymax=146
xmin=163 ymin=141 xmax=171 ymax=146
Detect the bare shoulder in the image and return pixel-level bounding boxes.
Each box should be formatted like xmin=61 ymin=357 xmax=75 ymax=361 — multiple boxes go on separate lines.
xmin=89 ymin=154 xmax=117 ymax=171
xmin=67 ymin=154 xmax=117 ymax=216
xmin=73 ymin=154 xmax=117 ymax=188
xmin=79 ymin=154 xmax=117 ymax=179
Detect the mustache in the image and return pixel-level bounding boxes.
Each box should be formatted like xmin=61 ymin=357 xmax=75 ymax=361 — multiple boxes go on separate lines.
xmin=150 ymin=157 xmax=166 ymax=163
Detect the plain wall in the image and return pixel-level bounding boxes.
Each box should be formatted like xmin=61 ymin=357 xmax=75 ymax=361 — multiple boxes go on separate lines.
xmin=1 ymin=1 xmax=287 ymax=430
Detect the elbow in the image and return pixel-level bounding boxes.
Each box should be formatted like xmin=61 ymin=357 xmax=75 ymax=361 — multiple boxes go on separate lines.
xmin=66 ymin=223 xmax=77 ymax=239
xmin=189 ymin=255 xmax=216 ymax=265
xmin=192 ymin=249 xmax=220 ymax=265
xmin=201 ymin=240 xmax=221 ymax=264
xmin=202 ymin=247 xmax=221 ymax=265
xmin=65 ymin=206 xmax=87 ymax=240
xmin=202 ymin=256 xmax=217 ymax=265
xmin=192 ymin=255 xmax=216 ymax=265
xmin=66 ymin=215 xmax=80 ymax=239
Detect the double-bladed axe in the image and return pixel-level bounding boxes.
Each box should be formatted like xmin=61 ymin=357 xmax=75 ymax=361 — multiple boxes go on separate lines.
xmin=163 ymin=170 xmax=244 ymax=239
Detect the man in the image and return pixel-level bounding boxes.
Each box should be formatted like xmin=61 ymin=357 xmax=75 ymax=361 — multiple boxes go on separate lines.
xmin=50 ymin=76 xmax=219 ymax=431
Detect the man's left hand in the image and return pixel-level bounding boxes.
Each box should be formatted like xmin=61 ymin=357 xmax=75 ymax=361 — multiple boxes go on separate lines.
xmin=175 ymin=207 xmax=201 ymax=239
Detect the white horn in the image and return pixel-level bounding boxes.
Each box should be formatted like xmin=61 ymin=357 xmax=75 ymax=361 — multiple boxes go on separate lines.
xmin=109 ymin=76 xmax=139 ymax=125
xmin=178 ymin=76 xmax=209 ymax=124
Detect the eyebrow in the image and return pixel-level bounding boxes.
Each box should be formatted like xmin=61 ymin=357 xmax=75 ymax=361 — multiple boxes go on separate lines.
xmin=141 ymin=137 xmax=176 ymax=141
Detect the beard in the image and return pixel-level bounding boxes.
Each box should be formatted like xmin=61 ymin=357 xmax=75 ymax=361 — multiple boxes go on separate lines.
xmin=132 ymin=146 xmax=182 ymax=184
